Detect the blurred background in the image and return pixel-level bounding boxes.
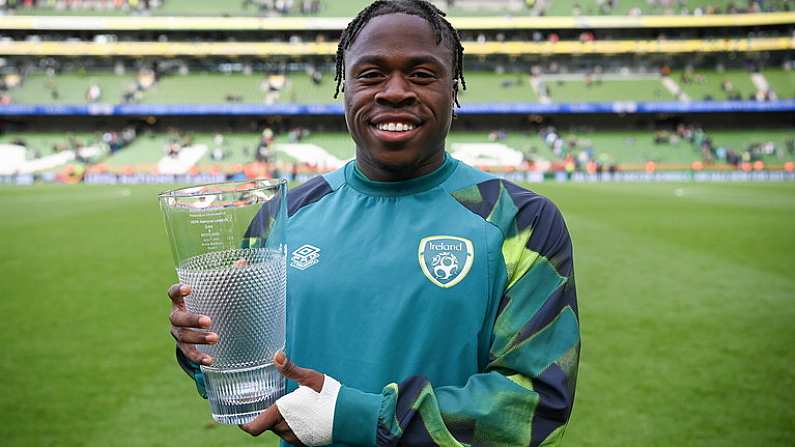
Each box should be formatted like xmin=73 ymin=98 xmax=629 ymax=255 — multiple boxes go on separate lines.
xmin=0 ymin=1 xmax=793 ymax=446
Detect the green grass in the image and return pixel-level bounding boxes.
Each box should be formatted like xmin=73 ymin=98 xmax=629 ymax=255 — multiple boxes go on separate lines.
xmin=140 ymin=73 xmax=263 ymax=104
xmin=458 ymin=72 xmax=538 ymax=102
xmin=765 ymin=69 xmax=795 ymax=99
xmin=1 ymin=181 xmax=793 ymax=445
xmin=546 ymin=79 xmax=674 ymax=103
xmin=103 ymin=133 xmax=169 ymax=167
xmin=0 ymin=132 xmax=97 ymax=156
xmin=11 ymin=73 xmax=135 ymax=104
xmin=675 ymin=69 xmax=757 ymax=101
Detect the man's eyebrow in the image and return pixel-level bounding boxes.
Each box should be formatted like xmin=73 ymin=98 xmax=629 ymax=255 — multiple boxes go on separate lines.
xmin=349 ymin=54 xmax=447 ymax=70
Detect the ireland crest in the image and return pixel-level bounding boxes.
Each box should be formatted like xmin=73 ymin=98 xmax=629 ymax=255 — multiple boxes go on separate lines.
xmin=418 ymin=236 xmax=474 ymax=288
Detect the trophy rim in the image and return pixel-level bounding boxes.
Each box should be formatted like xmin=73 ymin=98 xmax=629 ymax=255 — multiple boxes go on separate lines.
xmin=158 ymin=177 xmax=287 ymax=199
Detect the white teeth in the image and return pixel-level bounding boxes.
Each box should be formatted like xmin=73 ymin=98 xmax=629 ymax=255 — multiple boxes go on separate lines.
xmin=376 ymin=122 xmax=416 ymax=132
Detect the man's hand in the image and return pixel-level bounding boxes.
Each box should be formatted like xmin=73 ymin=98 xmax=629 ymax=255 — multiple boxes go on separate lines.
xmin=167 ymin=283 xmax=217 ymax=365
xmin=239 ymin=352 xmax=329 ymax=445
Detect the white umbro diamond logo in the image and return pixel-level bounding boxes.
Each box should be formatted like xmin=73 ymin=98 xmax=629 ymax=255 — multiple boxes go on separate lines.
xmin=290 ymin=244 xmax=320 ymax=270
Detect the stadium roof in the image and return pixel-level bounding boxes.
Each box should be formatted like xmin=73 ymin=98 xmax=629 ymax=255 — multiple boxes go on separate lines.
xmin=1 ymin=38 xmax=791 ymax=56
xmin=0 ymin=12 xmax=792 ymax=31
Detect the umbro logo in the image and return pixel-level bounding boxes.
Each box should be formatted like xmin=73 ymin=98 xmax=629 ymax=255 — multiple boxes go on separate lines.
xmin=290 ymin=244 xmax=320 ymax=270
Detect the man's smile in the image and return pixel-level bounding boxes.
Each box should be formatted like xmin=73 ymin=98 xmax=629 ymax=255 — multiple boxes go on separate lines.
xmin=368 ymin=113 xmax=424 ymax=144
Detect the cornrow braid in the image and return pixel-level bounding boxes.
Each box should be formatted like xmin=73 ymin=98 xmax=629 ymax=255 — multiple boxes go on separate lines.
xmin=333 ymin=0 xmax=466 ymax=113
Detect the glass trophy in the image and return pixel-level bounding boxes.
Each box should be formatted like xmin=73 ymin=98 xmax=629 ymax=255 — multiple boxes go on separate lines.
xmin=159 ymin=179 xmax=287 ymax=424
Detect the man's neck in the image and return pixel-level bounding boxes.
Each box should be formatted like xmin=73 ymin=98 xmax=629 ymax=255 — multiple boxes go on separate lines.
xmin=354 ymin=151 xmax=446 ymax=182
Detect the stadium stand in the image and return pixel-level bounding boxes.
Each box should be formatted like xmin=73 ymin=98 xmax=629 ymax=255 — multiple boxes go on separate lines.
xmin=0 ymin=0 xmax=792 ymax=183
xmin=3 ymin=0 xmax=794 ymax=17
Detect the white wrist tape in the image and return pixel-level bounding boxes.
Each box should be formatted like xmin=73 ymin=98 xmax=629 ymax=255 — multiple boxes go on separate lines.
xmin=275 ymin=375 xmax=341 ymax=446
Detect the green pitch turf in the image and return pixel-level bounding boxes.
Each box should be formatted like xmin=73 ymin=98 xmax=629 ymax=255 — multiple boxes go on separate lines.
xmin=1 ymin=181 xmax=794 ymax=446
xmin=10 ymin=73 xmax=135 ymax=104
xmin=545 ymin=79 xmax=674 ymax=103
xmin=765 ymin=68 xmax=795 ymax=99
xmin=674 ymin=69 xmax=758 ymax=101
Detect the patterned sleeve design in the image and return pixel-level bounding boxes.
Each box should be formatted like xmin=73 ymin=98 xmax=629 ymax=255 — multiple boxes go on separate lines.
xmin=376 ymin=179 xmax=580 ymax=446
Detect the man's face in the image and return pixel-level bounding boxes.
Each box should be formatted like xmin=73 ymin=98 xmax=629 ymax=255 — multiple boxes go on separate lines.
xmin=343 ymin=13 xmax=455 ymax=177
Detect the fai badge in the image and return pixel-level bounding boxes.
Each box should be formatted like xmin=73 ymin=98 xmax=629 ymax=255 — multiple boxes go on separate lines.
xmin=418 ymin=236 xmax=474 ymax=288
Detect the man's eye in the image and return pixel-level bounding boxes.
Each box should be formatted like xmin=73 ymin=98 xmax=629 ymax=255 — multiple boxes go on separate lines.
xmin=358 ymin=71 xmax=383 ymax=79
xmin=412 ymin=71 xmax=436 ymax=79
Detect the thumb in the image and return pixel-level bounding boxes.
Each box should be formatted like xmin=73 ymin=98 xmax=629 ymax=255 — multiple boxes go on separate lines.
xmin=274 ymin=351 xmax=324 ymax=392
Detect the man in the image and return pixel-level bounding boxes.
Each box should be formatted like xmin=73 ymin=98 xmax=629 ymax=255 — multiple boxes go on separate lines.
xmin=168 ymin=1 xmax=580 ymax=445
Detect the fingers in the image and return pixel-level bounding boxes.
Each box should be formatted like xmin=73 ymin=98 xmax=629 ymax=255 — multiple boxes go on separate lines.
xmin=240 ymin=404 xmax=281 ymax=436
xmin=274 ymin=351 xmax=324 ymax=392
xmin=168 ymin=283 xmax=214 ymax=366
xmin=169 ymin=309 xmax=211 ymax=329
xmin=178 ymin=343 xmax=214 ymax=366
xmin=167 ymin=283 xmax=191 ymax=305
xmin=170 ymin=326 xmax=218 ymax=345
xmin=240 ymin=406 xmax=304 ymax=444
xmin=270 ymin=419 xmax=305 ymax=445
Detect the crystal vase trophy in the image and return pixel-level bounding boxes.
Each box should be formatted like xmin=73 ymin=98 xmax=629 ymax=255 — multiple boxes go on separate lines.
xmin=159 ymin=179 xmax=287 ymax=424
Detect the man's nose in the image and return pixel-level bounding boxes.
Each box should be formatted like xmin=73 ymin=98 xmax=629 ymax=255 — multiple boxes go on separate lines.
xmin=375 ymin=74 xmax=417 ymax=107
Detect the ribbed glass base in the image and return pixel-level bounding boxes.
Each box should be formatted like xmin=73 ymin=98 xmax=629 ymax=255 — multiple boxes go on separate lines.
xmin=202 ymin=363 xmax=285 ymax=425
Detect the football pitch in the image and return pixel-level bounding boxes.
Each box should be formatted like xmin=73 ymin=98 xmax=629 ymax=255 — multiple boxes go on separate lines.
xmin=1 ymin=181 xmax=793 ymax=446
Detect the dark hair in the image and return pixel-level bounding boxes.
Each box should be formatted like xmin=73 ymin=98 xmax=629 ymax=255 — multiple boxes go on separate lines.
xmin=333 ymin=0 xmax=466 ymax=111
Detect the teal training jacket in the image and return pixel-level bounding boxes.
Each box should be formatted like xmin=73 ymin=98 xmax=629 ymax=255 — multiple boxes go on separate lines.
xmin=178 ymin=155 xmax=580 ymax=446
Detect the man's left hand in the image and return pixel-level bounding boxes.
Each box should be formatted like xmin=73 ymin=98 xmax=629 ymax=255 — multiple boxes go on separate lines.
xmin=239 ymin=352 xmax=332 ymax=445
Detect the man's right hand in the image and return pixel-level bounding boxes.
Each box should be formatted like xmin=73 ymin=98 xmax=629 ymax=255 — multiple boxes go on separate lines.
xmin=168 ymin=283 xmax=217 ymax=366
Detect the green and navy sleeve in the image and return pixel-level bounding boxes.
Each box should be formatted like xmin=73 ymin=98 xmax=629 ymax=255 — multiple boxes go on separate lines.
xmin=335 ymin=179 xmax=580 ymax=446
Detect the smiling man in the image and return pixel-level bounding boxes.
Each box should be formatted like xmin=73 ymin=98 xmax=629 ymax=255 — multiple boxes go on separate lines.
xmin=168 ymin=1 xmax=580 ymax=446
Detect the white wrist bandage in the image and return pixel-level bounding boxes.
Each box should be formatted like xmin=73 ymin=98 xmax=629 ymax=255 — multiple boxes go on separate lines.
xmin=275 ymin=375 xmax=341 ymax=446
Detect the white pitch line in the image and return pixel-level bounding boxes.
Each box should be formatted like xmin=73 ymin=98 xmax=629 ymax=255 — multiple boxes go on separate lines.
xmin=751 ymin=73 xmax=770 ymax=92
xmin=661 ymin=76 xmax=690 ymax=102
xmin=529 ymin=76 xmax=551 ymax=104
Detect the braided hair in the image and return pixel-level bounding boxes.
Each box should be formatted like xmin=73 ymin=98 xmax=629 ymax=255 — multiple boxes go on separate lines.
xmin=333 ymin=0 xmax=466 ymax=111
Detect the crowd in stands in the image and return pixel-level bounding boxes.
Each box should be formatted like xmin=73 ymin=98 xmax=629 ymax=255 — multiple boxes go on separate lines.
xmin=681 ymin=64 xmax=780 ymax=101
xmin=241 ymin=0 xmax=321 ymax=15
xmin=529 ymin=122 xmax=794 ymax=173
xmin=121 ymin=67 xmax=158 ymax=103
xmin=162 ymin=125 xmax=311 ymax=166
xmin=628 ymin=0 xmax=793 ymax=16
xmin=0 ymin=57 xmax=790 ymax=105
xmin=543 ymin=0 xmax=794 ymax=16
xmin=0 ymin=0 xmax=161 ymax=14
xmin=1 ymin=0 xmax=793 ymax=15
xmin=654 ymin=123 xmax=795 ymax=166
xmin=536 ymin=125 xmax=619 ymax=174
xmin=7 ymin=126 xmax=136 ymax=163
xmin=164 ymin=129 xmax=192 ymax=158
xmin=0 ymin=0 xmax=325 ymax=15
